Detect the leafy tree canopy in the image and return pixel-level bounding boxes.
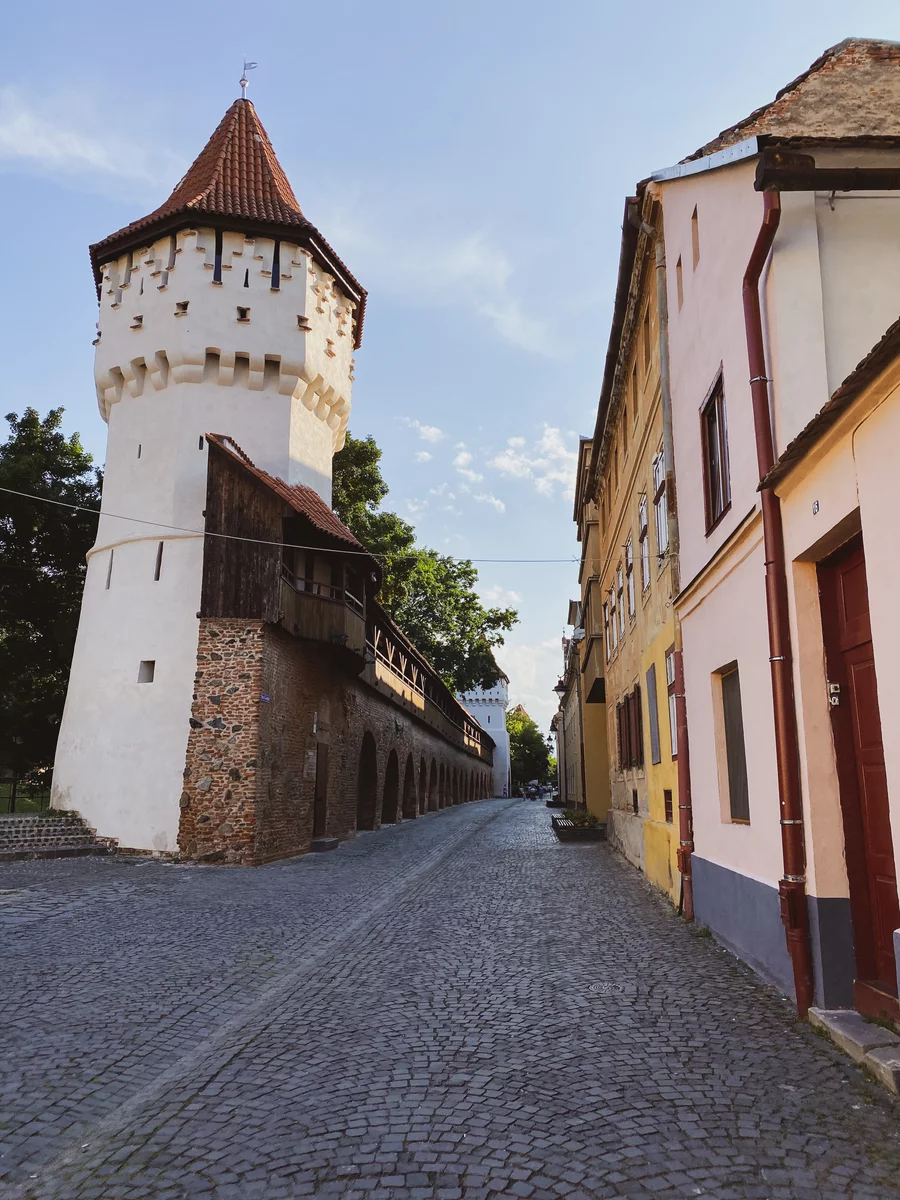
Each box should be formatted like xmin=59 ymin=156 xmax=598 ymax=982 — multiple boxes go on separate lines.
xmin=0 ymin=409 xmax=100 ymax=779
xmin=506 ymin=705 xmax=553 ymax=789
xmin=332 ymin=433 xmax=517 ymax=692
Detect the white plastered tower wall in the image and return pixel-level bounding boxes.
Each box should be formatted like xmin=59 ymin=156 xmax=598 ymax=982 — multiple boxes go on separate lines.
xmin=51 ymin=210 xmax=358 ymax=850
xmin=457 ymin=677 xmax=510 ymax=797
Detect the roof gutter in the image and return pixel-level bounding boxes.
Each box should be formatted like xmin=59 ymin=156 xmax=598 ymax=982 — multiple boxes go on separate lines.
xmin=587 ymin=199 xmax=640 ymax=489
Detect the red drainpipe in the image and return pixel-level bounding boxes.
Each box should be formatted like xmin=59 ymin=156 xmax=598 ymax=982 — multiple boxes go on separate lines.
xmin=742 ymin=188 xmax=815 ymax=1017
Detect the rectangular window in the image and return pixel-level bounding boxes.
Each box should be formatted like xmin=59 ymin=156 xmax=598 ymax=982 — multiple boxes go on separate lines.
xmin=621 ymin=403 xmax=628 ymax=461
xmin=720 ymin=665 xmax=750 ymax=822
xmin=625 ymin=537 xmax=635 ymax=619
xmin=213 ymin=230 xmax=223 ymax=283
xmin=138 ymin=660 xmax=155 ymax=684
xmin=666 ymin=647 xmax=678 ymax=759
xmin=154 ymin=541 xmax=164 ymax=582
xmin=616 ymin=565 xmax=625 ymax=639
xmin=701 ymin=372 xmax=731 ymax=531
xmin=603 ymin=602 xmax=611 ymax=662
xmin=653 ymin=451 xmax=669 ymax=556
xmin=632 ymin=788 xmax=639 ymax=815
xmin=639 ymin=495 xmax=650 ymax=591
xmin=632 ymin=362 xmax=639 ymax=426
xmin=612 ymin=440 xmax=618 ymax=492
xmin=664 ymin=789 xmax=673 ymax=823
xmin=676 ymin=255 xmax=684 ymax=310
xmin=609 ymin=587 xmax=618 ymax=653
xmin=691 ymin=205 xmax=700 ymax=269
xmin=646 ymin=662 xmax=661 ymax=765
xmin=616 ymin=701 xmax=625 ymax=771
xmin=630 ymin=684 xmax=644 ymax=768
xmin=271 ymin=240 xmax=281 ymax=290
xmin=642 ymin=308 xmax=651 ymax=373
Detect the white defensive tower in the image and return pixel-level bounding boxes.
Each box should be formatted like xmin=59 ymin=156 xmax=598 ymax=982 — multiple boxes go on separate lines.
xmin=457 ymin=676 xmax=511 ymax=797
xmin=52 ymin=97 xmax=365 ymax=851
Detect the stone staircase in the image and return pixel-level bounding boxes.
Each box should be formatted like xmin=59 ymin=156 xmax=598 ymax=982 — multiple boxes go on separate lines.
xmin=0 ymin=812 xmax=118 ymax=862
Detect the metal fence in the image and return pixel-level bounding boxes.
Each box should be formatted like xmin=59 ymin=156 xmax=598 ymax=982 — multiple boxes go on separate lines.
xmin=0 ymin=776 xmax=53 ymax=814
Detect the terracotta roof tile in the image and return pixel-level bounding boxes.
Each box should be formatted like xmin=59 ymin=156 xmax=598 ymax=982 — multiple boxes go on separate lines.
xmin=206 ymin=433 xmax=375 ymax=563
xmin=686 ymin=39 xmax=900 ymax=162
xmin=90 ymin=99 xmax=367 ymax=346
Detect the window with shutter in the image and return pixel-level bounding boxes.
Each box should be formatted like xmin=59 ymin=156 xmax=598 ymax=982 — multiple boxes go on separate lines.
xmin=646 ymin=664 xmax=661 ymax=765
xmin=720 ymin=667 xmax=750 ymax=822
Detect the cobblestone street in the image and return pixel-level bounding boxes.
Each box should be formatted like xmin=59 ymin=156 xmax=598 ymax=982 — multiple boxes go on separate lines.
xmin=2 ymin=799 xmax=900 ymax=1199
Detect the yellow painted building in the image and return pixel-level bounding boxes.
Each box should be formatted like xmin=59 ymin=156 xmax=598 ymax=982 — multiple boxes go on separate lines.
xmin=573 ymin=188 xmax=681 ymax=901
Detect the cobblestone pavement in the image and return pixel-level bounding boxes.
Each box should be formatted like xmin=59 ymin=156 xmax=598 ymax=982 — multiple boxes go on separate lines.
xmin=2 ymin=800 xmax=900 ymax=1200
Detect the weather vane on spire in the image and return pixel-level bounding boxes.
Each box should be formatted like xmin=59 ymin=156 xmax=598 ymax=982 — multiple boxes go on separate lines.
xmin=239 ymin=59 xmax=258 ymax=99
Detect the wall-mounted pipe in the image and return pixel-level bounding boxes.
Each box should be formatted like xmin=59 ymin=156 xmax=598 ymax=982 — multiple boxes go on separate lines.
xmin=742 ymin=189 xmax=814 ymax=1017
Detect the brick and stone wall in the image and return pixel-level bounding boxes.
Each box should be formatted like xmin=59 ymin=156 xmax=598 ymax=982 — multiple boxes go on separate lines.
xmin=179 ymin=619 xmax=493 ymax=864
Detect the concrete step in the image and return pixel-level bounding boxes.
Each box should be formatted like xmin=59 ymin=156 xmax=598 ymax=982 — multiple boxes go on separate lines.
xmin=310 ymin=837 xmax=340 ymax=853
xmin=809 ymin=1007 xmax=900 ymax=1093
xmin=0 ymin=812 xmax=118 ymax=860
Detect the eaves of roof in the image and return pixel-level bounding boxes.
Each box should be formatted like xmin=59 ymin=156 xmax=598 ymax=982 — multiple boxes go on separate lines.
xmin=206 ymin=433 xmax=379 ymax=574
xmin=586 ymin=198 xmax=641 ymax=495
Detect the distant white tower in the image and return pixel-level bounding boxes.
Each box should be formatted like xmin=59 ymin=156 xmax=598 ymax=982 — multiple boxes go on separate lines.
xmin=51 ymin=96 xmax=365 ymax=851
xmin=457 ymin=675 xmax=510 ymax=797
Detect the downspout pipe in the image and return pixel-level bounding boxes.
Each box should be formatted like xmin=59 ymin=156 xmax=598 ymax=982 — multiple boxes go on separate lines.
xmin=742 ymin=188 xmax=815 ymax=1017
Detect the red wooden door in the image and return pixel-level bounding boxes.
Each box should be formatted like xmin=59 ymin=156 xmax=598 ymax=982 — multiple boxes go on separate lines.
xmin=819 ymin=536 xmax=899 ymax=996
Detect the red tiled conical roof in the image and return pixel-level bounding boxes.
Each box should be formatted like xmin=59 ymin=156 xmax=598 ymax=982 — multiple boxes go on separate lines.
xmin=90 ymin=98 xmax=367 ymax=345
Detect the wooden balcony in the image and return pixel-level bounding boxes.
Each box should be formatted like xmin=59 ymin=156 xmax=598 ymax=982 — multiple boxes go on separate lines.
xmin=279 ymin=573 xmax=366 ymax=657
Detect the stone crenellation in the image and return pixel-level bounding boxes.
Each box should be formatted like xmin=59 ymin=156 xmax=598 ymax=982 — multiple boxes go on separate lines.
xmin=95 ymin=228 xmax=355 ymax=452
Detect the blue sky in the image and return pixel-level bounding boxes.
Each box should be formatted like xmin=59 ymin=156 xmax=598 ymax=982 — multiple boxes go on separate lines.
xmin=3 ymin=0 xmax=899 ymax=728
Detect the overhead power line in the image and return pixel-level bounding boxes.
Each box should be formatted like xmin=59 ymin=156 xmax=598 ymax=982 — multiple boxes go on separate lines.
xmin=0 ymin=486 xmax=579 ymax=566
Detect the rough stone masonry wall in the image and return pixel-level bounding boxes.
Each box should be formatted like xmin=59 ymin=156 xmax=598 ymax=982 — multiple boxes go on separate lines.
xmin=179 ymin=618 xmax=493 ymax=865
xmin=179 ymin=620 xmax=265 ymax=864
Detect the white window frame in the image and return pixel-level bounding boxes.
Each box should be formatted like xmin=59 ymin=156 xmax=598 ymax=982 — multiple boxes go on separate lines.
xmin=609 ymin=588 xmax=618 ymax=652
xmin=653 ymin=451 xmax=669 ymax=556
xmin=625 ymin=537 xmax=635 ymax=619
xmin=616 ymin=565 xmax=625 ymax=639
xmin=639 ymin=494 xmax=650 ymax=591
xmin=666 ymin=648 xmax=678 ymax=758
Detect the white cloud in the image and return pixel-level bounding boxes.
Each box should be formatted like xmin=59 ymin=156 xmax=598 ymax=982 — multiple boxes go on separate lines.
xmin=487 ymin=425 xmax=578 ymax=500
xmin=332 ymin=221 xmax=554 ymax=356
xmin=414 ymin=450 xmax=432 ymax=463
xmin=403 ymin=418 xmax=445 ymax=444
xmin=453 ymin=448 xmax=484 ymax=484
xmin=429 ymin=483 xmax=455 ymax=498
xmin=0 ymin=86 xmax=184 ymax=191
xmin=480 ymin=584 xmax=521 ymax=607
xmin=473 ymin=491 xmax=506 ymax=513
xmin=494 ymin=636 xmax=563 ymax=731
xmin=405 ymin=498 xmax=428 ymax=516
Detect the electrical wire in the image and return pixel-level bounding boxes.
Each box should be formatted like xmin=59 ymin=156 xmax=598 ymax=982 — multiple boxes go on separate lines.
xmin=0 ymin=485 xmax=580 ymax=565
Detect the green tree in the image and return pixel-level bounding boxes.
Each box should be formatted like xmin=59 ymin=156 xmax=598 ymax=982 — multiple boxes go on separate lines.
xmin=0 ymin=409 xmax=100 ymax=786
xmin=507 ymin=705 xmax=553 ymax=789
xmin=332 ymin=433 xmax=517 ymax=691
